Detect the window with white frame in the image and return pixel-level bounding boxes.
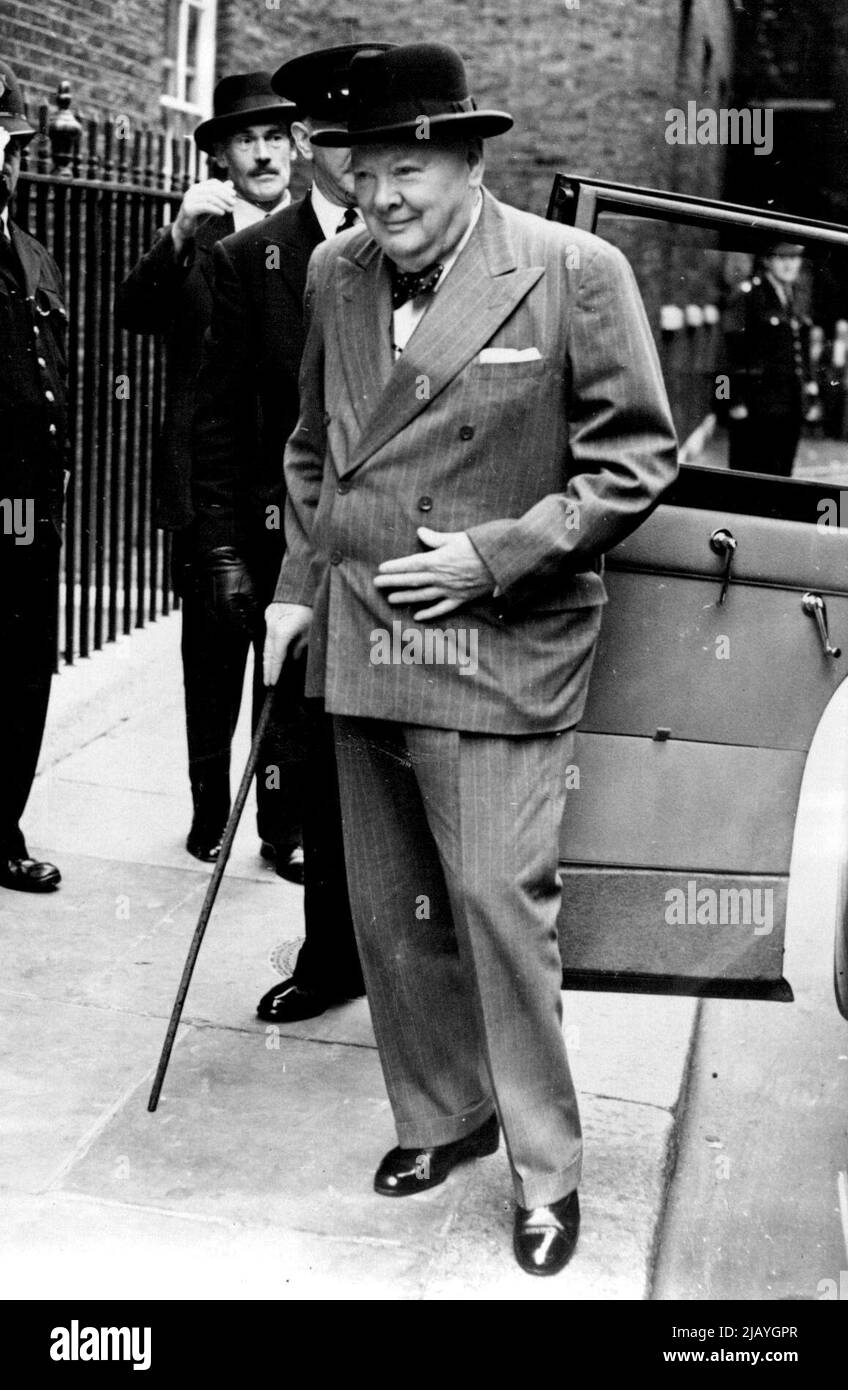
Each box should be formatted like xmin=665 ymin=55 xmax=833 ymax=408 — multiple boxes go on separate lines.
xmin=161 ymin=0 xmax=217 ymax=141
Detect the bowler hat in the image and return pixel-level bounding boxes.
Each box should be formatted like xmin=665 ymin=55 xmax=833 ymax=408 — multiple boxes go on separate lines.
xmin=310 ymin=43 xmax=513 ymax=147
xmin=272 ymin=43 xmax=396 ymax=123
xmin=194 ymin=72 xmax=295 ymax=153
xmin=0 ymin=61 xmax=37 ymax=145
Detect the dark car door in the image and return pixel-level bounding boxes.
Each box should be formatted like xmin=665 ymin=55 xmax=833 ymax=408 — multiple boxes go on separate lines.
xmin=547 ymin=176 xmax=848 ymax=1016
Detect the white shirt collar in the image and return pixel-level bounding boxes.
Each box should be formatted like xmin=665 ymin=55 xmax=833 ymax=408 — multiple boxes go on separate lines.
xmin=232 ymin=187 xmax=291 ymax=232
xmin=310 ymin=182 xmax=360 ymax=241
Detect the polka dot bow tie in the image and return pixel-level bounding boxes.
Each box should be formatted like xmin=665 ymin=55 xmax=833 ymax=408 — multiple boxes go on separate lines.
xmin=389 ymin=261 xmax=444 ymax=311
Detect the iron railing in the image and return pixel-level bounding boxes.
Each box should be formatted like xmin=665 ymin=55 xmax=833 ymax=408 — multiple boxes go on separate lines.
xmin=14 ymin=83 xmax=205 ymax=666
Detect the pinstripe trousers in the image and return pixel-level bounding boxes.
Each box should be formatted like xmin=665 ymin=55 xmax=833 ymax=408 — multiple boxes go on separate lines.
xmin=333 ymin=715 xmax=582 ymax=1209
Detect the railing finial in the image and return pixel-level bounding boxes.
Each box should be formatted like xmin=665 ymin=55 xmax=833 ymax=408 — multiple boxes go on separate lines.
xmin=48 ymin=79 xmax=83 ymax=178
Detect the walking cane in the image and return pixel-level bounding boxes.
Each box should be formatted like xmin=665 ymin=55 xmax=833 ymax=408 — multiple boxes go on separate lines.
xmin=147 ymin=685 xmax=276 ymax=1112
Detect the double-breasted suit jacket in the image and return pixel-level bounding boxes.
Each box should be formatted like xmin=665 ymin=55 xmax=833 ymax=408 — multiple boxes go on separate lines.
xmin=275 ymin=188 xmax=679 ymax=732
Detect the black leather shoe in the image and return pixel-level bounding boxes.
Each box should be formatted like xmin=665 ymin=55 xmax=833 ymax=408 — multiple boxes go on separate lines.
xmin=0 ymin=857 xmax=61 ymax=893
xmin=513 ymin=1190 xmax=580 ymax=1276
xmin=256 ymin=976 xmax=363 ymax=1023
xmin=260 ymin=841 xmax=305 ymax=885
xmin=374 ymin=1111 xmax=500 ymax=1196
xmin=186 ymin=808 xmax=226 ymax=862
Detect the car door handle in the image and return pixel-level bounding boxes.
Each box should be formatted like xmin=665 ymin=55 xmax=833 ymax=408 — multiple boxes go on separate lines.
xmin=802 ymin=592 xmax=842 ymax=659
xmin=709 ymin=528 xmax=737 ymax=605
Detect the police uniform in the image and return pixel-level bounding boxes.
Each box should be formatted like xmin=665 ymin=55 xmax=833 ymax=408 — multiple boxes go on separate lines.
xmin=725 ymin=270 xmax=813 ymax=476
xmin=0 ymin=61 xmax=67 ymax=890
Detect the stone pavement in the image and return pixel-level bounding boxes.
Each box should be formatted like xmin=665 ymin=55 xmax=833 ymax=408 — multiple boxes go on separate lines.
xmin=0 ymin=615 xmax=698 ymax=1300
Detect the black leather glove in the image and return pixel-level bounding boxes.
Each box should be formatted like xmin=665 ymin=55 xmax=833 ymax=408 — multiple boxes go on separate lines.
xmin=202 ymin=545 xmax=260 ymax=634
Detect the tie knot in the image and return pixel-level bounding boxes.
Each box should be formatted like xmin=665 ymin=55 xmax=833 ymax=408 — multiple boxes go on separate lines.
xmin=335 ymin=207 xmax=359 ymax=234
xmin=390 ymin=261 xmax=444 ymax=311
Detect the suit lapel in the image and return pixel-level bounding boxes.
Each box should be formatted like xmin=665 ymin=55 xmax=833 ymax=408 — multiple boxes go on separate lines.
xmin=335 ymin=238 xmax=394 ymax=440
xmin=339 ymin=192 xmax=544 ymax=474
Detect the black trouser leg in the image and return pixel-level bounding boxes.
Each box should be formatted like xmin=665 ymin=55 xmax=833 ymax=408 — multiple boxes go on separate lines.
xmin=0 ymin=527 xmax=59 ymax=860
xmin=292 ymin=700 xmax=364 ymax=998
xmin=178 ymin=552 xmax=250 ymax=831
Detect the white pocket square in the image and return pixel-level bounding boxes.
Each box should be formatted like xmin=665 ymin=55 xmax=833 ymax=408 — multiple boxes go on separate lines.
xmin=476 ymin=346 xmax=542 ymax=363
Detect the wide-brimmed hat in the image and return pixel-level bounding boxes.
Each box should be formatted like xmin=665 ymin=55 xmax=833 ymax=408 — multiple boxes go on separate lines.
xmin=0 ymin=61 xmax=37 ymax=145
xmin=310 ymin=43 xmax=513 ymax=147
xmin=194 ymin=72 xmax=295 ymax=153
xmin=272 ymin=43 xmax=396 ymax=123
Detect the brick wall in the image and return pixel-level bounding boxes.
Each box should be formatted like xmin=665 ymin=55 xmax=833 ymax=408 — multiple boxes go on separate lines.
xmin=217 ymin=0 xmax=737 ymax=214
xmin=3 ymin=0 xmax=166 ymax=127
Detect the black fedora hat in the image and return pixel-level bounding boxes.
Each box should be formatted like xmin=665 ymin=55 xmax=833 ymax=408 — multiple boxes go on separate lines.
xmin=310 ymin=42 xmax=513 ymax=147
xmin=194 ymin=72 xmax=295 ymax=153
xmin=272 ymin=42 xmax=396 ymax=123
xmin=0 ymin=60 xmax=37 ymax=145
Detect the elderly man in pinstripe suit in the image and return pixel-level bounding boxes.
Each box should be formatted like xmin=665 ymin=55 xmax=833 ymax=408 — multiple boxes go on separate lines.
xmin=263 ymin=43 xmax=678 ymax=1276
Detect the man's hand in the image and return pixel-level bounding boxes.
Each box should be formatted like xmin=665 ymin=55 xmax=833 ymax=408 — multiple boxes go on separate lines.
xmin=373 ymin=527 xmax=493 ymax=620
xmin=171 ymin=178 xmax=237 ymax=254
xmin=263 ymin=603 xmax=312 ymax=686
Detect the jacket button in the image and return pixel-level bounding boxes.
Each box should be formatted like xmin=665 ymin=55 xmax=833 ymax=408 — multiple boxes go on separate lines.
xmin=417 ymin=495 xmax=433 ymax=512
xmin=337 ymin=482 xmax=350 ymax=495
xmin=459 ymin=424 xmax=474 ymax=440
xmin=44 ymin=389 xmax=55 ymax=402
xmin=330 ymin=550 xmax=343 ymax=565
xmin=323 ymin=412 xmax=331 ymax=426
xmin=48 ymin=424 xmax=57 ymax=435
xmin=37 ymin=356 xmax=46 ymax=367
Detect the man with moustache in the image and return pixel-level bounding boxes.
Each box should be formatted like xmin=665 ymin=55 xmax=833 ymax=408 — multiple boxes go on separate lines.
xmin=263 ymin=43 xmax=678 ymax=1274
xmin=0 ymin=61 xmax=67 ymax=895
xmin=118 ymin=73 xmax=303 ymax=874
xmin=193 ymin=45 xmax=393 ymax=1024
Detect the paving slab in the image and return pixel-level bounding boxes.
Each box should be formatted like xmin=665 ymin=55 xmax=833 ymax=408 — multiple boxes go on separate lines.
xmin=0 ymin=994 xmax=182 ymax=1193
xmin=57 ymin=1026 xmax=465 ymax=1251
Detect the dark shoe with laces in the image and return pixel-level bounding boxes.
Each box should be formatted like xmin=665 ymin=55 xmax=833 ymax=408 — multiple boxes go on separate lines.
xmin=513 ymin=1189 xmax=580 ymax=1276
xmin=374 ymin=1112 xmax=500 ymax=1196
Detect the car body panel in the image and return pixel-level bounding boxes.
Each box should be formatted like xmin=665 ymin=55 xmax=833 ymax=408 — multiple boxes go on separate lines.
xmin=547 ymin=175 xmax=848 ymax=1012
